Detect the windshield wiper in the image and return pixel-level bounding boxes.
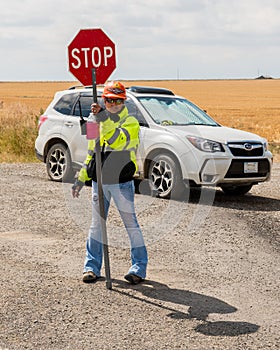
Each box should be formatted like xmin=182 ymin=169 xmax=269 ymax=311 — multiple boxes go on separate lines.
xmin=184 ymin=123 xmax=219 ymax=126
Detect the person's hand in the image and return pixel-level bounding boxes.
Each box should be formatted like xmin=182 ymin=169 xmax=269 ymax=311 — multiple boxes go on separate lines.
xmin=72 ymin=180 xmax=84 ymax=198
xmin=91 ymin=103 xmax=108 ymax=122
xmin=72 ymin=186 xmax=81 ymax=198
xmin=91 ymin=103 xmax=102 ymax=115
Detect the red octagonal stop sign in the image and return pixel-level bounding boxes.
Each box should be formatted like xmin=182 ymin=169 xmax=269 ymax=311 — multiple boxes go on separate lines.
xmin=68 ymin=28 xmax=116 ymax=86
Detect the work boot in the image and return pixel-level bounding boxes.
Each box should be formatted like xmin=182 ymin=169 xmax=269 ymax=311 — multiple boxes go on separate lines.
xmin=124 ymin=273 xmax=144 ymax=285
xmin=83 ymin=271 xmax=97 ymax=283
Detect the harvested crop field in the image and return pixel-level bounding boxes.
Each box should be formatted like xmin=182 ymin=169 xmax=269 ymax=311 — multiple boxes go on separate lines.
xmin=0 ymin=79 xmax=279 ymax=160
xmin=129 ymin=79 xmax=280 ymax=145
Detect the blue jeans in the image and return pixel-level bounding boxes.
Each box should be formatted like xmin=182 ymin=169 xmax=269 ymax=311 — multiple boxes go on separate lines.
xmin=84 ymin=180 xmax=148 ymax=279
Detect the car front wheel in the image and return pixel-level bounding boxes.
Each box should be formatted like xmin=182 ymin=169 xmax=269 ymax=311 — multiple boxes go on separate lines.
xmin=46 ymin=143 xmax=75 ymax=182
xmin=148 ymin=154 xmax=184 ymax=199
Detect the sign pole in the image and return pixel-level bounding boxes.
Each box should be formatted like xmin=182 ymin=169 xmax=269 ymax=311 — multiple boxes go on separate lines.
xmin=92 ymin=69 xmax=112 ymax=290
xmin=68 ymin=28 xmax=116 ymax=289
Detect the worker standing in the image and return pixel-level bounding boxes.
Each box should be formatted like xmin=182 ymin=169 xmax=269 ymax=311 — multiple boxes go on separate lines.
xmin=72 ymin=81 xmax=148 ymax=285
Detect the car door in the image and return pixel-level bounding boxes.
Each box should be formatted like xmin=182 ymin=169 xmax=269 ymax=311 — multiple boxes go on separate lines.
xmin=61 ymin=94 xmax=93 ymax=165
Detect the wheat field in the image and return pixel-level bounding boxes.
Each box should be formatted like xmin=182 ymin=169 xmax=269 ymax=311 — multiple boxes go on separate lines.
xmin=0 ymin=80 xmax=279 ymax=162
xmin=124 ymin=79 xmax=280 ymax=144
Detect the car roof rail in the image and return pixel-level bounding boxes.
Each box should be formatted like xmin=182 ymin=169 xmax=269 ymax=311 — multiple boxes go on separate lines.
xmin=127 ymin=86 xmax=175 ymax=95
xmin=69 ymin=85 xmax=95 ymax=90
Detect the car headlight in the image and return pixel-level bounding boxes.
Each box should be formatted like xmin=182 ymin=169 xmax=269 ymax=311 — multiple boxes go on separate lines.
xmin=187 ymin=136 xmax=224 ymax=153
xmin=263 ymin=139 xmax=268 ymax=151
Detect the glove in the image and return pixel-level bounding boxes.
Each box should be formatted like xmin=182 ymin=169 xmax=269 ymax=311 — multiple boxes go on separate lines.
xmin=72 ymin=180 xmax=84 ymax=198
xmin=95 ymin=109 xmax=108 ymax=123
xmin=96 ymin=110 xmax=120 ymax=123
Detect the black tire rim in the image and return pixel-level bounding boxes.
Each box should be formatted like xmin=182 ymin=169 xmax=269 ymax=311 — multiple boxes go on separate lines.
xmin=150 ymin=159 xmax=173 ymax=195
xmin=48 ymin=148 xmax=66 ymax=180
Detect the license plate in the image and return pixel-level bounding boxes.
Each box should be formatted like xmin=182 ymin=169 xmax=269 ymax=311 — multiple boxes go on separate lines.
xmin=244 ymin=162 xmax=258 ymax=173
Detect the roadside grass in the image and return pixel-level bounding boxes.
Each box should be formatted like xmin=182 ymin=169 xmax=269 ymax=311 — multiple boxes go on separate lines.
xmin=0 ymin=103 xmax=41 ymax=162
xmin=269 ymin=143 xmax=280 ymax=157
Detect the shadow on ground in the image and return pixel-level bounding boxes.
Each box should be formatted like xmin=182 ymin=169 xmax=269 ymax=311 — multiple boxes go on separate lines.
xmin=136 ymin=178 xmax=280 ymax=212
xmin=113 ymin=279 xmax=259 ymax=337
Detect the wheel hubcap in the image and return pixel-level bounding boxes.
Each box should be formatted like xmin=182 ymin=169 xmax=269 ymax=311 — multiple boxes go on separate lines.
xmin=48 ymin=149 xmax=66 ymax=179
xmin=151 ymin=160 xmax=173 ymax=194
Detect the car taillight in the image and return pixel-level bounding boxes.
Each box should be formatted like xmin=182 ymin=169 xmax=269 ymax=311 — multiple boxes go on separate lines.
xmin=38 ymin=115 xmax=48 ymax=129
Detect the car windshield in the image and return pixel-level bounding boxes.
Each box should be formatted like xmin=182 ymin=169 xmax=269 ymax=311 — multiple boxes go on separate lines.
xmin=138 ymin=96 xmax=219 ymax=126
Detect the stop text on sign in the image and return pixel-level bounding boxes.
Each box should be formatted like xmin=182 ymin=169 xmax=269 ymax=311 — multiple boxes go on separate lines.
xmin=68 ymin=28 xmax=116 ymax=85
xmin=70 ymin=46 xmax=114 ymax=69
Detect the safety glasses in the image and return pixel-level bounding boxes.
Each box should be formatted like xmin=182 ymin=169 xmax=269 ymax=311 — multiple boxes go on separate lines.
xmin=105 ymin=98 xmax=124 ymax=105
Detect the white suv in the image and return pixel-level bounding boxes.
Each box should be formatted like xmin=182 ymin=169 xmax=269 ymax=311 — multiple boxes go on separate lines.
xmin=35 ymin=85 xmax=273 ymax=198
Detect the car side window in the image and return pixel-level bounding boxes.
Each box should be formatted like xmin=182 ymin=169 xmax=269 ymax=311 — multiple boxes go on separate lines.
xmin=73 ymin=96 xmax=92 ymax=117
xmin=54 ymin=93 xmax=79 ymax=115
xmin=73 ymin=96 xmax=104 ymax=117
xmin=125 ymin=98 xmax=148 ymax=127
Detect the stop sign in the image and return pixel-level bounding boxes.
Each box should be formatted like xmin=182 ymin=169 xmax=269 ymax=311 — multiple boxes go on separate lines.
xmin=68 ymin=28 xmax=116 ymax=85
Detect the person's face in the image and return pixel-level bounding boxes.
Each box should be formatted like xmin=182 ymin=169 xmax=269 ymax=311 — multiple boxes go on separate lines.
xmin=104 ymin=97 xmax=124 ymax=114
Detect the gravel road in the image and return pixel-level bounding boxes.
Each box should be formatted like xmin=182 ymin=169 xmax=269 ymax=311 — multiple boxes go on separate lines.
xmin=0 ymin=163 xmax=279 ymax=350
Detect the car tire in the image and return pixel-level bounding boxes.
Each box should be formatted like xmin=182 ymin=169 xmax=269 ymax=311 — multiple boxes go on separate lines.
xmin=221 ymin=184 xmax=253 ymax=195
xmin=46 ymin=143 xmax=75 ymax=182
xmin=148 ymin=153 xmax=184 ymax=199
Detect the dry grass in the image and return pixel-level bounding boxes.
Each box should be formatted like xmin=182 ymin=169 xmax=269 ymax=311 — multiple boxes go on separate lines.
xmin=0 ymin=80 xmax=279 ymax=162
xmin=0 ymin=103 xmax=40 ymax=162
xmin=0 ymin=82 xmax=75 ymax=162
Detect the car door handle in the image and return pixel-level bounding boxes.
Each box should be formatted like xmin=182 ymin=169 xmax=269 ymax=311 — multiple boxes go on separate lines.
xmin=64 ymin=121 xmax=74 ymax=127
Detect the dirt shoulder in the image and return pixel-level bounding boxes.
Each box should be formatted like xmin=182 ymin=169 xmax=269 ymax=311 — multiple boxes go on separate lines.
xmin=0 ymin=163 xmax=279 ymax=350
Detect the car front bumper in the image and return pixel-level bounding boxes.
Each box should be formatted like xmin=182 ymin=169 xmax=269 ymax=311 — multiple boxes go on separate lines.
xmin=35 ymin=148 xmax=44 ymax=162
xmin=180 ymin=151 xmax=272 ymax=186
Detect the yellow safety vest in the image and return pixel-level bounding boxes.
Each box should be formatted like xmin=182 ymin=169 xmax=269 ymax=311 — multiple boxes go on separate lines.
xmin=78 ymin=106 xmax=139 ymax=184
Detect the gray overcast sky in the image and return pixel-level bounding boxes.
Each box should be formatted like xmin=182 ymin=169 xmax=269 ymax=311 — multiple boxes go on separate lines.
xmin=1 ymin=0 xmax=279 ymax=81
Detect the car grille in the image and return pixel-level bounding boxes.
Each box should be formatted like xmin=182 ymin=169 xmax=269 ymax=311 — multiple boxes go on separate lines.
xmin=225 ymin=159 xmax=270 ymax=178
xmin=227 ymin=142 xmax=264 ymax=157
